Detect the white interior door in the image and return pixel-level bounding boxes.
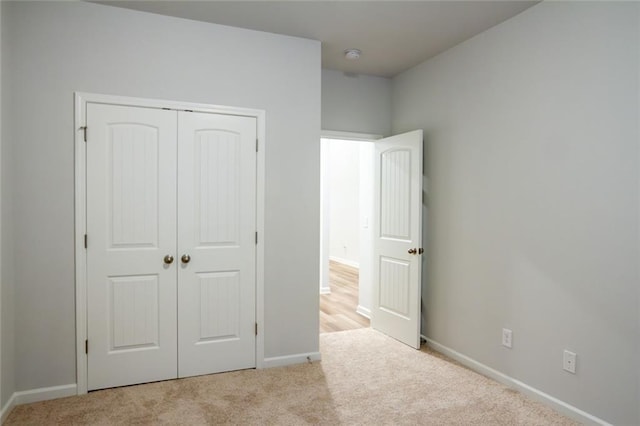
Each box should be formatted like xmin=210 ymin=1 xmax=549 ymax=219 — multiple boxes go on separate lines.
xmin=86 ymin=104 xmax=178 ymax=390
xmin=177 ymin=111 xmax=257 ymax=377
xmin=372 ymin=130 xmax=423 ymax=349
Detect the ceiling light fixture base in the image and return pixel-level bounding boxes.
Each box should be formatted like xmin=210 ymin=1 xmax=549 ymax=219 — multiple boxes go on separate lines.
xmin=344 ymin=49 xmax=362 ymax=60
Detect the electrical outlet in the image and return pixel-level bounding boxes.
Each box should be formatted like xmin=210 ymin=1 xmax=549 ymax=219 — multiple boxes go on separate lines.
xmin=502 ymin=328 xmax=512 ymax=348
xmin=563 ymin=350 xmax=577 ymax=374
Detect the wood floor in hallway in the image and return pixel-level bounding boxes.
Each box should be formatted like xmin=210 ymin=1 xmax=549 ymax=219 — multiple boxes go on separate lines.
xmin=320 ymin=260 xmax=370 ymax=333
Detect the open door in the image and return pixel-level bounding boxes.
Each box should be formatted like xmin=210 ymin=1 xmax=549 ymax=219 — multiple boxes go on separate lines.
xmin=372 ymin=130 xmax=423 ymax=349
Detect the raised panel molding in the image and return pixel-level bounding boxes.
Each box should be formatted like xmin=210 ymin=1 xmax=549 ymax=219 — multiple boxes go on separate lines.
xmin=379 ymin=256 xmax=410 ymax=318
xmin=380 ymin=148 xmax=411 ymax=241
xmin=109 ymin=124 xmax=159 ymax=248
xmin=109 ymin=275 xmax=159 ymax=350
xmin=198 ymin=271 xmax=241 ymax=342
xmin=195 ymin=130 xmax=241 ymax=247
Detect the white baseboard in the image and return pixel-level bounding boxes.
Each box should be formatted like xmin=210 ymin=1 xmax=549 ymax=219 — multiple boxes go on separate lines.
xmin=262 ymin=352 xmax=322 ymax=369
xmin=329 ymin=256 xmax=359 ymax=269
xmin=13 ymin=383 xmax=77 ymax=406
xmin=0 ymin=392 xmax=16 ymax=424
xmin=320 ymin=285 xmax=331 ymax=295
xmin=1 ymin=383 xmax=77 ymax=423
xmin=422 ymin=336 xmax=610 ymax=426
xmin=356 ymin=305 xmax=371 ymax=319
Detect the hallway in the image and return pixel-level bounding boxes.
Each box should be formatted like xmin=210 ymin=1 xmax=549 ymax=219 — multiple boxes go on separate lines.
xmin=319 ymin=261 xmax=370 ymax=333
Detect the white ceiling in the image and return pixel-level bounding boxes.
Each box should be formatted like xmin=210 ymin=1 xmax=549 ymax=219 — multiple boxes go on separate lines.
xmin=96 ymin=1 xmax=539 ymax=78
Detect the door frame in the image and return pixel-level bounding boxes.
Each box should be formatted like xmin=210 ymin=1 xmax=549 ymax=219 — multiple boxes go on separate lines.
xmin=74 ymin=92 xmax=266 ymax=395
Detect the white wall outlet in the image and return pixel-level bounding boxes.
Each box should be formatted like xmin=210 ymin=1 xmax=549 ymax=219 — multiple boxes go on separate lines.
xmin=563 ymin=350 xmax=577 ymax=374
xmin=502 ymin=328 xmax=513 ymax=348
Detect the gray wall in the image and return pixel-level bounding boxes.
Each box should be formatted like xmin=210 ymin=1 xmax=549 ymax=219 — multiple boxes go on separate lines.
xmin=3 ymin=1 xmax=320 ymax=392
xmin=0 ymin=0 xmax=15 ymax=410
xmin=392 ymin=2 xmax=639 ymax=424
xmin=322 ymin=69 xmax=391 ymax=136
xmin=0 ymin=0 xmax=2 ymax=408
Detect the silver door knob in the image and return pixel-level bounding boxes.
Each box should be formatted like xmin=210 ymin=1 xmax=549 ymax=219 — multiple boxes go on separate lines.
xmin=163 ymin=255 xmax=174 ymax=264
xmin=181 ymin=254 xmax=191 ymax=264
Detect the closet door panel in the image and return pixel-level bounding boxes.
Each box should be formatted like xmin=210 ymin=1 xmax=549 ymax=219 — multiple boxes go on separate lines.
xmin=86 ymin=104 xmax=178 ymax=390
xmin=177 ymin=111 xmax=257 ymax=377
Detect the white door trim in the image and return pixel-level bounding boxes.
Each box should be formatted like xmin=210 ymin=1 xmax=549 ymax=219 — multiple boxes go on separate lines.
xmin=74 ymin=92 xmax=266 ymax=395
xmin=321 ymin=130 xmax=382 ymax=141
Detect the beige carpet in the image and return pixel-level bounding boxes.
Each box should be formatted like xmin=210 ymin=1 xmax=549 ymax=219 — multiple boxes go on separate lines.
xmin=6 ymin=328 xmax=577 ymax=425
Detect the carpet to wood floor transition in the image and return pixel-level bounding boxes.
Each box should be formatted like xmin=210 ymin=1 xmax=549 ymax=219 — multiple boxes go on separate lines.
xmin=6 ymin=328 xmax=577 ymax=425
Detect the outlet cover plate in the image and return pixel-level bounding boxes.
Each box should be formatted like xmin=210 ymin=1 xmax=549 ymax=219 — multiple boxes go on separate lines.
xmin=563 ymin=350 xmax=577 ymax=374
xmin=502 ymin=328 xmax=512 ymax=348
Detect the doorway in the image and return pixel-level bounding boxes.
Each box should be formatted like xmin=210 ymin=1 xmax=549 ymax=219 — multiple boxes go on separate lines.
xmin=319 ymin=129 xmax=424 ymax=349
xmin=319 ymin=134 xmax=377 ymax=333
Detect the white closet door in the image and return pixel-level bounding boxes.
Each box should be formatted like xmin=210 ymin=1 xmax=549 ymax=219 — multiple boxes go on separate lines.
xmin=372 ymin=130 xmax=423 ymax=349
xmin=86 ymin=104 xmax=178 ymax=390
xmin=177 ymin=111 xmax=257 ymax=377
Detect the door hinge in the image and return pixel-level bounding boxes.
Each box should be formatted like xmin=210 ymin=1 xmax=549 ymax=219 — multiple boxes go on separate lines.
xmin=80 ymin=126 xmax=87 ymax=142
xmin=85 ymin=339 xmax=88 ymax=354
xmin=256 ymin=138 xmax=259 ymax=152
xmin=255 ymin=232 xmax=258 ymax=244
xmin=255 ymin=323 xmax=258 ymax=336
xmin=84 ymin=234 xmax=87 ymax=249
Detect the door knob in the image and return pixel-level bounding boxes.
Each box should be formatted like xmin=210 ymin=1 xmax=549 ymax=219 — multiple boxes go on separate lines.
xmin=408 ymin=248 xmax=417 ymax=255
xmin=181 ymin=254 xmax=191 ymax=264
xmin=163 ymin=255 xmax=174 ymax=265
